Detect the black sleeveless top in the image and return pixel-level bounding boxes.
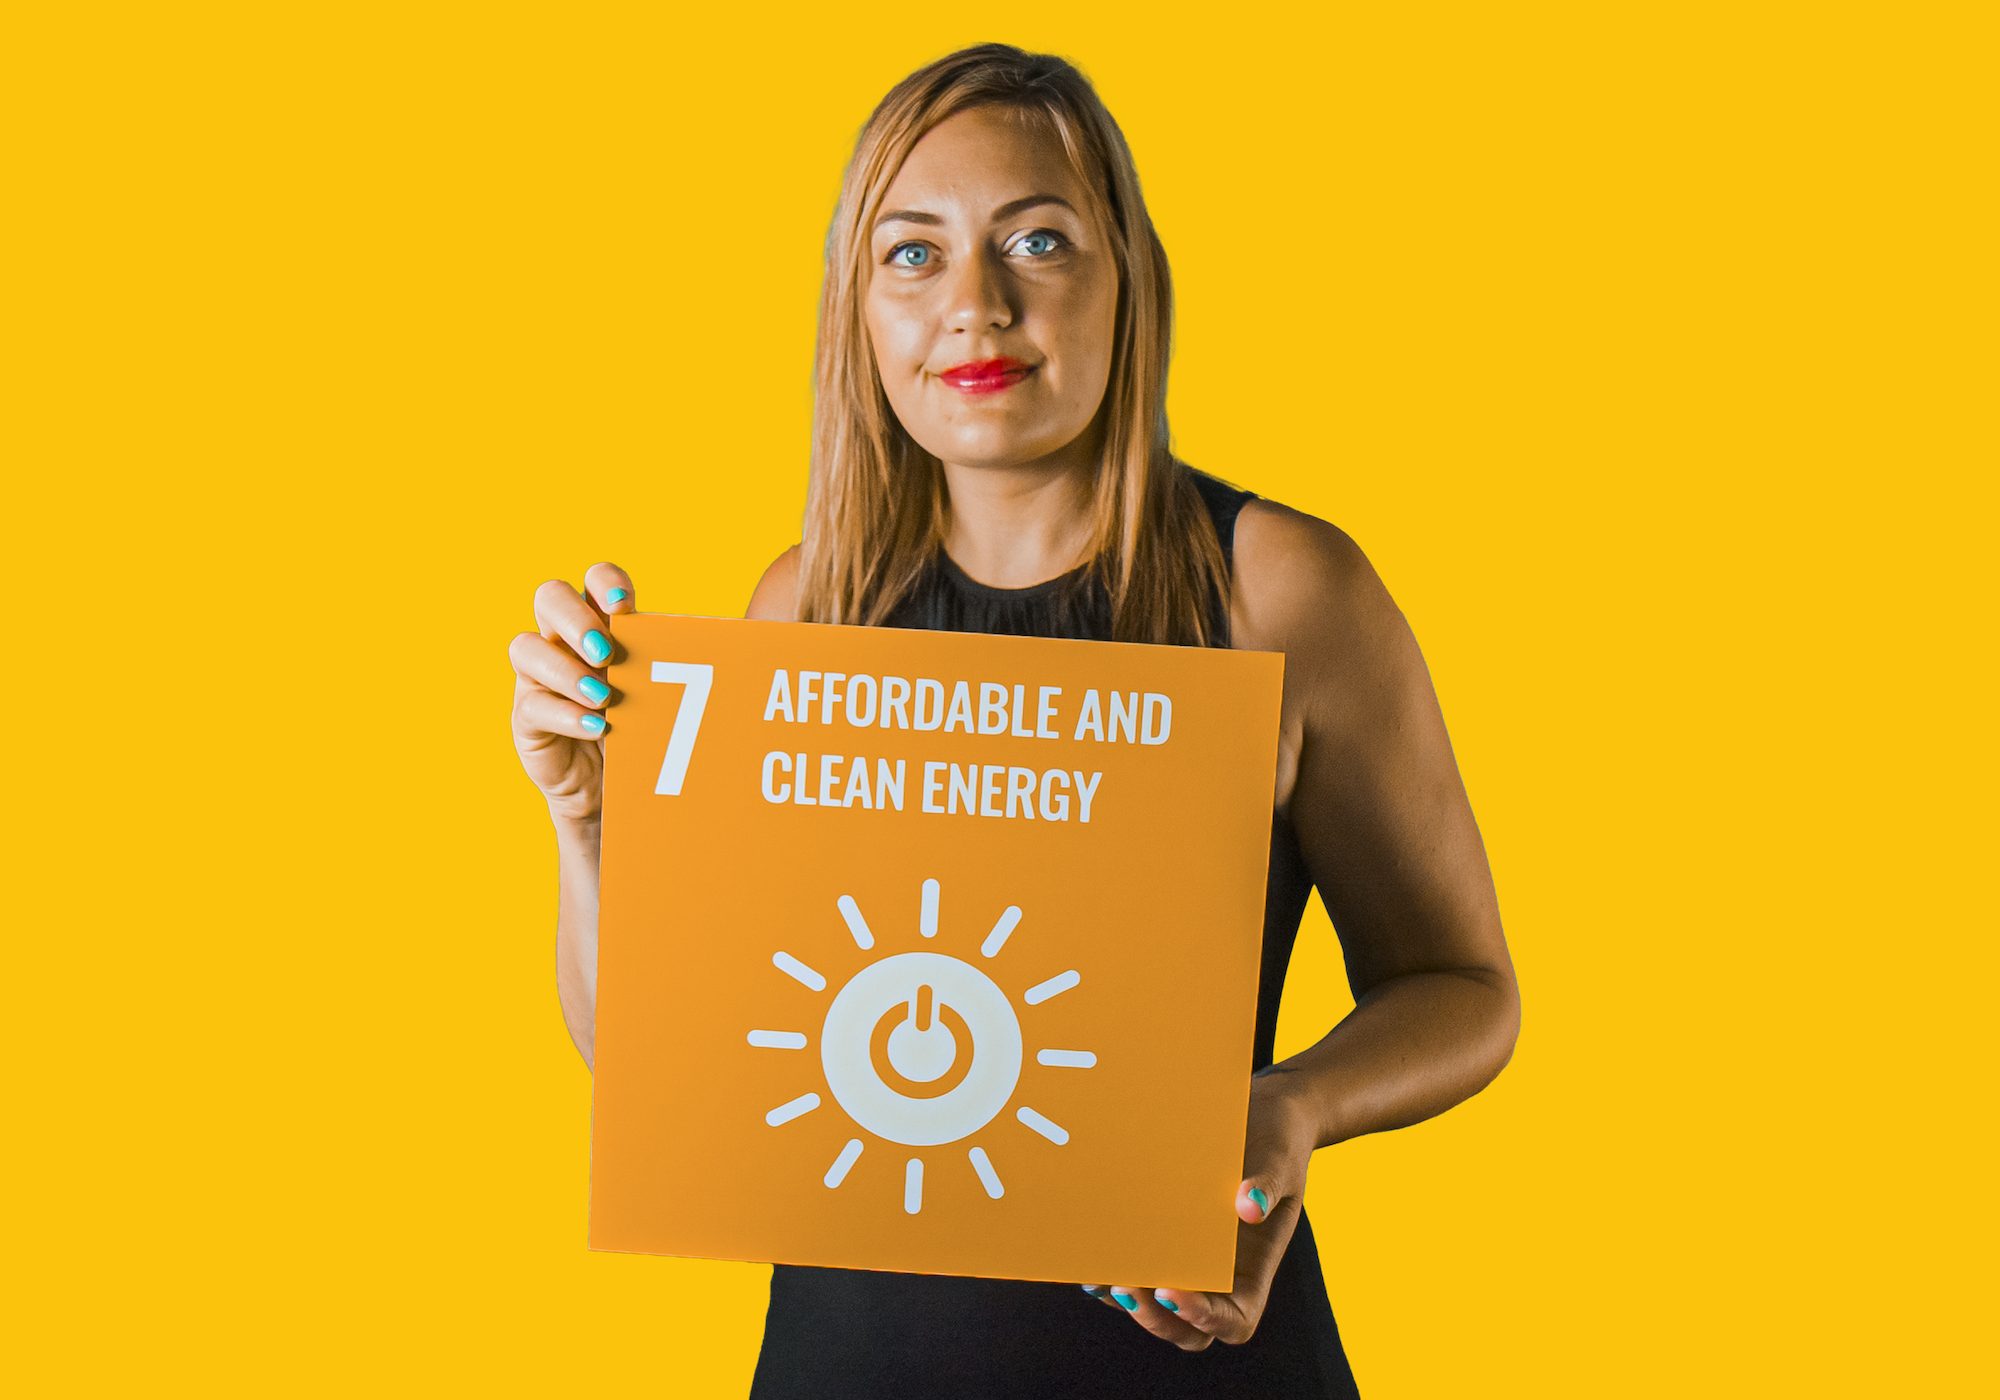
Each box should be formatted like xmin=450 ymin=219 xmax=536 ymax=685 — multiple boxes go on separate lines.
xmin=748 ymin=469 xmax=1362 ymax=1400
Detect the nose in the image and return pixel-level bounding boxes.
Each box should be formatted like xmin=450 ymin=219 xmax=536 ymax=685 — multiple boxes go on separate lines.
xmin=941 ymin=246 xmax=1014 ymax=334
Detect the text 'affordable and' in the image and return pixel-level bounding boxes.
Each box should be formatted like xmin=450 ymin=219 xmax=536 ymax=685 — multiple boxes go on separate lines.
xmin=763 ymin=670 xmax=1171 ymax=745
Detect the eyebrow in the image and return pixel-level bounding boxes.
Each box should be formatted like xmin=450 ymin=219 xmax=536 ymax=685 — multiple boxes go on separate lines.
xmin=873 ymin=193 xmax=1080 ymax=233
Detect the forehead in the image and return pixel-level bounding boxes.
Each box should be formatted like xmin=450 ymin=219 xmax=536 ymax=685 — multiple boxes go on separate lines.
xmin=879 ymin=106 xmax=1091 ymax=215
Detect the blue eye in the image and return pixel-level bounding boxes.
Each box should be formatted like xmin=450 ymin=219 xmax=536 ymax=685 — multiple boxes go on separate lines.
xmin=888 ymin=242 xmax=930 ymax=267
xmin=1014 ymin=230 xmax=1067 ymax=257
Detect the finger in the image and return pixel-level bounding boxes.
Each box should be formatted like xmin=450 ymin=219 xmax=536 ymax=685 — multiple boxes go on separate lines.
xmin=1154 ymin=1285 xmax=1257 ymax=1346
xmin=510 ymin=631 xmax=617 ymax=710
xmin=514 ymin=682 xmax=609 ymax=742
xmin=1108 ymin=1287 xmax=1215 ymax=1352
xmin=1163 ymin=1195 xmax=1297 ymax=1347
xmin=1237 ymin=1180 xmax=1280 ymax=1225
xmin=583 ymin=561 xmax=636 ymax=616
xmin=533 ymin=578 xmax=616 ymax=669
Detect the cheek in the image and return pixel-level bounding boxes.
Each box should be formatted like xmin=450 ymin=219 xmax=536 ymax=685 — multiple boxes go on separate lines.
xmin=1049 ymin=279 xmax=1119 ymax=400
xmin=1091 ymin=274 xmax=1119 ymax=360
xmin=865 ymin=294 xmax=925 ymax=373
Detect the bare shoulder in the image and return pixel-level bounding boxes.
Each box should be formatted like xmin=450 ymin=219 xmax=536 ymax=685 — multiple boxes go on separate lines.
xmin=1230 ymin=498 xmax=1402 ymax=658
xmin=745 ymin=542 xmax=803 ymax=621
xmin=1230 ymin=496 xmax=1428 ymax=738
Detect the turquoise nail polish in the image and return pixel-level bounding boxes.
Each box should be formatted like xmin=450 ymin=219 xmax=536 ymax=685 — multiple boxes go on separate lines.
xmin=578 ymin=676 xmax=610 ymax=703
xmin=1080 ymin=1285 xmax=1104 ymax=1296
xmin=1110 ymin=1290 xmax=1138 ymax=1311
xmin=1248 ymin=1187 xmax=1271 ymax=1217
xmin=582 ymin=629 xmax=611 ymax=664
xmin=579 ymin=713 xmax=606 ymax=736
xmin=606 ymin=587 xmax=629 ymax=605
xmin=1153 ymin=1291 xmax=1180 ymax=1313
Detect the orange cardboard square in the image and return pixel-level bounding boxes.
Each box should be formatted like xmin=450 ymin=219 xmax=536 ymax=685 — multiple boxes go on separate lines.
xmin=588 ymin=613 xmax=1284 ymax=1290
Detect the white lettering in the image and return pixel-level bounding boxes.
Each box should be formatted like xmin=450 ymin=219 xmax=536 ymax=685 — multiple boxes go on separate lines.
xmin=914 ymin=678 xmax=944 ymax=731
xmin=841 ymin=754 xmax=873 ymax=808
xmin=1073 ymin=769 xmax=1102 ymax=822
xmin=762 ymin=753 xmax=907 ymax=811
xmin=875 ymin=757 xmax=905 ymax=810
xmin=1109 ymin=691 xmax=1139 ymax=744
xmin=979 ymin=763 xmax=1003 ymax=817
xmin=979 ymin=682 xmax=1008 ymax=735
xmin=1004 ymin=766 xmax=1035 ymax=818
xmin=1073 ymin=689 xmax=1103 ymax=741
xmin=883 ymin=675 xmax=912 ymax=728
xmin=846 ymin=673 xmax=878 ymax=727
xmin=945 ymin=681 xmax=976 ymax=734
xmin=910 ymin=763 xmax=1104 ymax=823
xmin=763 ymin=670 xmax=795 ymax=724
xmin=1039 ymin=768 xmax=1070 ymax=820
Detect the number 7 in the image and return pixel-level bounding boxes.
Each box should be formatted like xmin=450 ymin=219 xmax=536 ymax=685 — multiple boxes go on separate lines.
xmin=649 ymin=661 xmax=714 ymax=796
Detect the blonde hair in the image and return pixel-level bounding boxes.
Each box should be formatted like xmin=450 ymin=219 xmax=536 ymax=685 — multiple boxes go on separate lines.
xmin=796 ymin=42 xmax=1230 ymax=646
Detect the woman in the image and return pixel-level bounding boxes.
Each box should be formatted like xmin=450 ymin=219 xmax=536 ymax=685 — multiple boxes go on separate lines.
xmin=508 ymin=42 xmax=1519 ymax=1399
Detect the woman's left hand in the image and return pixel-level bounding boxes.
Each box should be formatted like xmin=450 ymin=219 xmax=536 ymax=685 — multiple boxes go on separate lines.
xmin=1082 ymin=1071 xmax=1318 ymax=1351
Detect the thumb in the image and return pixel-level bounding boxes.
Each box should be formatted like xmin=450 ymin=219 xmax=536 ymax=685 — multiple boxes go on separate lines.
xmin=1236 ymin=1174 xmax=1283 ymax=1225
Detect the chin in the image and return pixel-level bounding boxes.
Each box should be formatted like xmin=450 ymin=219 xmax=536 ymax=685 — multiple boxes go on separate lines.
xmin=918 ymin=423 xmax=1072 ymax=469
xmin=938 ymin=442 xmax=1060 ymax=472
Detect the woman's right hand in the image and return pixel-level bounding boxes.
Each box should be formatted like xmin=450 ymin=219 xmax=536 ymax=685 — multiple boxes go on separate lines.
xmin=510 ymin=562 xmax=636 ymax=826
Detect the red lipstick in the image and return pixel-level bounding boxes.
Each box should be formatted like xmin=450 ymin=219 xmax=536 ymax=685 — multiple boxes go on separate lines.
xmin=937 ymin=357 xmax=1035 ymax=394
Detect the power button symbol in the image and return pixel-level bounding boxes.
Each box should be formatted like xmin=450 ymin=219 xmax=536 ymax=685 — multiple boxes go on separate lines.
xmin=821 ymin=951 xmax=1024 ymax=1148
xmin=871 ymin=983 xmax=975 ymax=1100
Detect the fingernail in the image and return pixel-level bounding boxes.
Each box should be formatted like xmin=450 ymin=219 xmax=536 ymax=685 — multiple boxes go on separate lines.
xmin=582 ymin=629 xmax=611 ymax=664
xmin=1080 ymin=1285 xmax=1105 ymax=1296
xmin=1110 ymin=1290 xmax=1138 ymax=1311
xmin=1248 ymin=1187 xmax=1271 ymax=1218
xmin=606 ymin=587 xmax=629 ymax=606
xmin=578 ymin=675 xmax=610 ymax=704
xmin=1153 ymin=1290 xmax=1179 ymax=1313
xmin=579 ymin=713 xmax=606 ymax=736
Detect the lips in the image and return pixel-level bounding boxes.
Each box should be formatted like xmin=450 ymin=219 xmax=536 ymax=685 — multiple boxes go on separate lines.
xmin=937 ymin=358 xmax=1035 ymax=394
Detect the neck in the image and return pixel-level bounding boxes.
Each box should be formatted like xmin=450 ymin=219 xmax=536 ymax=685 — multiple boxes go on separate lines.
xmin=938 ymin=432 xmax=1102 ymax=589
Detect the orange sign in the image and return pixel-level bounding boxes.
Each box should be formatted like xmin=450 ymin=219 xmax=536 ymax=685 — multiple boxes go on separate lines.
xmin=589 ymin=613 xmax=1284 ymax=1290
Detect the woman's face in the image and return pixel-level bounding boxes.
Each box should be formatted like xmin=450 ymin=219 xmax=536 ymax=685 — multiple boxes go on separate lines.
xmin=864 ymin=106 xmax=1119 ymax=474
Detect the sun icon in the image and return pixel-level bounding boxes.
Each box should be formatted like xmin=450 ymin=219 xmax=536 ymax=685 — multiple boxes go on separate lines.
xmin=746 ymin=877 xmax=1097 ymax=1214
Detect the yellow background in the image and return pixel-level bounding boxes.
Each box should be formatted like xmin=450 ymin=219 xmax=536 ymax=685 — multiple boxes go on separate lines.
xmin=8 ymin=3 xmax=1990 ymax=1396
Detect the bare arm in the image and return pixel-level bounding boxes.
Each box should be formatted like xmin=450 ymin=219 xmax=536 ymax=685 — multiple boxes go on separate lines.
xmin=545 ymin=544 xmax=803 ymax=1073
xmin=1067 ymin=503 xmax=1524 ymax=1351
xmin=553 ymin=815 xmax=604 ymax=1070
xmin=1234 ymin=502 xmax=1520 ymax=1148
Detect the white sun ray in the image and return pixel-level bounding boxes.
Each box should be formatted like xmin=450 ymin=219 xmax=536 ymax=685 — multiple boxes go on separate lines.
xmin=1036 ymin=1048 xmax=1096 ymax=1068
xmin=747 ymin=1030 xmax=809 ymax=1049
xmin=836 ymin=894 xmax=875 ymax=949
xmin=905 ymin=1157 xmax=925 ymax=1214
xmin=981 ymin=905 xmax=1023 ymax=958
xmin=968 ymin=1146 xmax=1004 ymax=1199
xmin=773 ymin=951 xmax=826 ymax=991
xmin=825 ymin=1138 xmax=864 ymax=1188
xmin=765 ymin=1092 xmax=821 ymax=1127
xmin=920 ymin=878 xmax=940 ymax=938
xmin=1023 ymin=969 xmax=1080 ymax=1005
xmin=1016 ymin=1106 xmax=1070 ymax=1145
